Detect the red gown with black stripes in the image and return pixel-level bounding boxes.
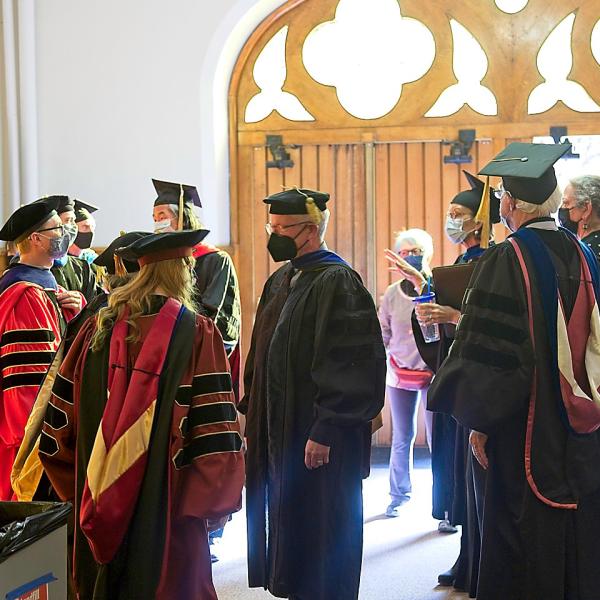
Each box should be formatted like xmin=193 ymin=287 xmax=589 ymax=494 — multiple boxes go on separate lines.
xmin=0 ymin=280 xmax=80 ymax=500
xmin=39 ymin=297 xmax=244 ymax=600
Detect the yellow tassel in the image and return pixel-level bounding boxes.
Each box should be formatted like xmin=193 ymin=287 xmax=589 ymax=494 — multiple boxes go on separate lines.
xmin=177 ymin=184 xmax=184 ymax=230
xmin=294 ymin=187 xmax=323 ymax=225
xmin=475 ymin=177 xmax=491 ymax=249
xmin=114 ymin=255 xmax=127 ymax=277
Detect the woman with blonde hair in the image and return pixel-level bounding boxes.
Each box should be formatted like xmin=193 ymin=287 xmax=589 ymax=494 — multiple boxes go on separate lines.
xmin=40 ymin=230 xmax=245 ymax=600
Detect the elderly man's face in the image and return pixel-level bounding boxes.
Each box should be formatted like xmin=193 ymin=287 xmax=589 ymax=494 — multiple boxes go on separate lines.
xmin=267 ymin=213 xmax=313 ymax=236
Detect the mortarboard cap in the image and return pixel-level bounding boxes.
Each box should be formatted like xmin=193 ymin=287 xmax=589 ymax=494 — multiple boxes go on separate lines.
xmin=39 ymin=195 xmax=74 ymax=215
xmin=264 ymin=188 xmax=330 ymax=217
xmin=74 ymin=199 xmax=99 ymax=223
xmin=116 ymin=229 xmax=209 ymax=267
xmin=451 ymin=171 xmax=500 ymax=224
xmin=152 ymin=179 xmax=202 ymax=209
xmin=94 ymin=231 xmax=150 ymax=275
xmin=479 ymin=142 xmax=571 ymax=205
xmin=0 ymin=197 xmax=61 ymax=243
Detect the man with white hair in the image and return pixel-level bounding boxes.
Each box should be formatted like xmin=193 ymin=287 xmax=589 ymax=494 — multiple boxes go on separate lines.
xmin=429 ymin=143 xmax=600 ymax=600
xmin=240 ymin=188 xmax=385 ymax=600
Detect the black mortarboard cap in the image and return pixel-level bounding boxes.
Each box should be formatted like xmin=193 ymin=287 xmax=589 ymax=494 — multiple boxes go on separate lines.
xmin=74 ymin=199 xmax=99 ymax=223
xmin=94 ymin=231 xmax=150 ymax=274
xmin=264 ymin=188 xmax=330 ymax=215
xmin=152 ymin=179 xmax=202 ymax=208
xmin=43 ymin=195 xmax=75 ymax=215
xmin=451 ymin=171 xmax=500 ymax=224
xmin=0 ymin=197 xmax=61 ymax=242
xmin=116 ymin=229 xmax=209 ymax=266
xmin=479 ymin=142 xmax=571 ymax=205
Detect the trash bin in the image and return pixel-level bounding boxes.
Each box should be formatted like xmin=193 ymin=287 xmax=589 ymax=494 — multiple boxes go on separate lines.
xmin=0 ymin=502 xmax=71 ymax=600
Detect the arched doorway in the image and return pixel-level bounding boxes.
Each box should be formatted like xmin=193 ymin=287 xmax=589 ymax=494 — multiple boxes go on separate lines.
xmin=229 ymin=0 xmax=600 ymax=443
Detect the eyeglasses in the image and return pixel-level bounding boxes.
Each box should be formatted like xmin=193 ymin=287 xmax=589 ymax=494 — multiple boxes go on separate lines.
xmin=398 ymin=248 xmax=424 ymax=258
xmin=493 ymin=187 xmax=512 ymax=200
xmin=265 ymin=221 xmax=312 ymax=235
xmin=36 ymin=224 xmax=66 ymax=235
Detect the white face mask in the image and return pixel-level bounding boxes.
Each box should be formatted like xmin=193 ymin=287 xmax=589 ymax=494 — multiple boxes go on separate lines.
xmin=154 ymin=219 xmax=174 ymax=233
xmin=444 ymin=216 xmax=471 ymax=244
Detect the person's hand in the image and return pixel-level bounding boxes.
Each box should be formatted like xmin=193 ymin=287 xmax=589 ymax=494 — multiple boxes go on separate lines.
xmin=305 ymin=439 xmax=330 ymax=470
xmin=56 ymin=291 xmax=83 ymax=312
xmin=415 ymin=302 xmax=460 ymax=326
xmin=469 ymin=430 xmax=489 ymax=470
xmin=384 ymin=249 xmax=426 ymax=291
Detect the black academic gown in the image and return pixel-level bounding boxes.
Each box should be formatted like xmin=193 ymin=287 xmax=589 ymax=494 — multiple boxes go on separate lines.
xmin=240 ymin=259 xmax=386 ymax=600
xmin=414 ymin=247 xmax=487 ymax=596
xmin=194 ymin=249 xmax=240 ymax=346
xmin=429 ymin=221 xmax=600 ymax=600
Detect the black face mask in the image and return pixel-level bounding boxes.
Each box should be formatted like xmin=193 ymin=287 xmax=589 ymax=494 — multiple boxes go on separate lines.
xmin=558 ymin=208 xmax=579 ymax=235
xmin=74 ymin=231 xmax=94 ymax=249
xmin=267 ymin=226 xmax=308 ymax=262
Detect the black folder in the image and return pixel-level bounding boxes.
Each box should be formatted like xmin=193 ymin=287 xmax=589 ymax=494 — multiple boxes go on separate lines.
xmin=431 ymin=262 xmax=477 ymax=310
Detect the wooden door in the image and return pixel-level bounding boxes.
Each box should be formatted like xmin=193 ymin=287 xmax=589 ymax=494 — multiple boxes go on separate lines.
xmin=238 ymin=143 xmax=370 ymax=361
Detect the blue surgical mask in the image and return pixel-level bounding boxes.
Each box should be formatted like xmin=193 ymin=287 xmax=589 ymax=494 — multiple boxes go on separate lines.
xmin=445 ymin=216 xmax=470 ymax=244
xmin=404 ymin=254 xmax=423 ymax=271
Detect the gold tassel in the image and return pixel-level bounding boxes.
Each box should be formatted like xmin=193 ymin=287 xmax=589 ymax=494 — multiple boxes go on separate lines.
xmin=114 ymin=255 xmax=127 ymax=277
xmin=295 ymin=187 xmax=323 ymax=225
xmin=475 ymin=177 xmax=491 ymax=249
xmin=177 ymin=184 xmax=184 ymax=230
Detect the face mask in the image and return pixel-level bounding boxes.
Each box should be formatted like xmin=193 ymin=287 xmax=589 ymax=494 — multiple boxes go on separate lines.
xmin=558 ymin=208 xmax=579 ymax=235
xmin=444 ymin=216 xmax=470 ymax=244
xmin=64 ymin=224 xmax=78 ymax=245
xmin=74 ymin=230 xmax=94 ymax=249
xmin=404 ymin=254 xmax=423 ymax=272
xmin=80 ymin=248 xmax=98 ymax=264
xmin=53 ymin=254 xmax=68 ymax=267
xmin=267 ymin=226 xmax=308 ymax=262
xmin=41 ymin=232 xmax=71 ymax=259
xmin=500 ymin=213 xmax=513 ymax=232
xmin=154 ymin=219 xmax=174 ymax=233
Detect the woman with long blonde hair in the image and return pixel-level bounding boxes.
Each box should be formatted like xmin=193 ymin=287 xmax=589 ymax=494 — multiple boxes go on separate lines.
xmin=40 ymin=230 xmax=245 ymax=600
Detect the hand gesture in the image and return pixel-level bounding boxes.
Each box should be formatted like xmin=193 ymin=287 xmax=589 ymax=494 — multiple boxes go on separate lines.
xmin=384 ymin=249 xmax=425 ymax=290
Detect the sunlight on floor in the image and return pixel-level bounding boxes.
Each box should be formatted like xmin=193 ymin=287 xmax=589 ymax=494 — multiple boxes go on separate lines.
xmin=212 ymin=462 xmax=469 ymax=599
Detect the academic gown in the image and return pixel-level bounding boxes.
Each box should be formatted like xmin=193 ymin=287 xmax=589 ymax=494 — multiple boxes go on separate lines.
xmin=429 ymin=221 xmax=600 ymax=600
xmin=52 ymin=254 xmax=101 ymax=303
xmin=413 ymin=245 xmax=487 ymax=596
xmin=240 ymin=252 xmax=386 ymax=600
xmin=0 ymin=264 xmax=80 ymax=500
xmin=39 ymin=298 xmax=245 ymax=600
xmin=193 ymin=245 xmax=242 ymax=399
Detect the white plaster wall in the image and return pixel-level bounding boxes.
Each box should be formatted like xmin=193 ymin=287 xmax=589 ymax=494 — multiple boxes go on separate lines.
xmin=34 ymin=0 xmax=286 ymax=246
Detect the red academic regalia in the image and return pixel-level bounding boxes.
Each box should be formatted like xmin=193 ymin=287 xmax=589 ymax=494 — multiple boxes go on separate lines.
xmin=40 ymin=298 xmax=244 ymax=600
xmin=0 ymin=280 xmax=80 ymax=500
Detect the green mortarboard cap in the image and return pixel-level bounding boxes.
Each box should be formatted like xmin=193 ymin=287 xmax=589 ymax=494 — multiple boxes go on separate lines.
xmin=264 ymin=188 xmax=330 ymax=215
xmin=0 ymin=197 xmax=61 ymax=242
xmin=152 ymin=179 xmax=202 ymax=208
xmin=93 ymin=231 xmax=150 ymax=274
xmin=451 ymin=171 xmax=500 ymax=224
xmin=479 ymin=142 xmax=571 ymax=205
xmin=74 ymin=199 xmax=99 ymax=223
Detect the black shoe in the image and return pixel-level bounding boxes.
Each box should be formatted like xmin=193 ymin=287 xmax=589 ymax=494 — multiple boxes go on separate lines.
xmin=437 ymin=564 xmax=457 ymax=587
xmin=211 ymin=553 xmax=219 ymax=564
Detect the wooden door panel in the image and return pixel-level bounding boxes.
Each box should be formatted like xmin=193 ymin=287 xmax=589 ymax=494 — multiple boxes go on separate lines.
xmin=238 ymin=138 xmax=509 ymax=447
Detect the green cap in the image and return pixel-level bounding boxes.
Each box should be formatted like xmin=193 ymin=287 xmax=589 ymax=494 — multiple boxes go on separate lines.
xmin=478 ymin=142 xmax=571 ymax=205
